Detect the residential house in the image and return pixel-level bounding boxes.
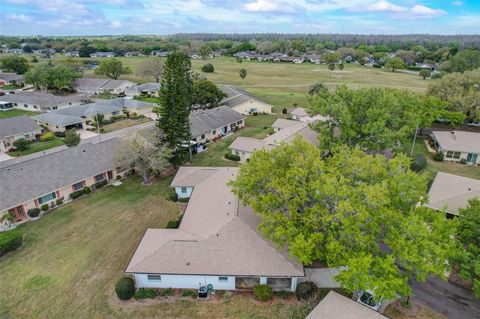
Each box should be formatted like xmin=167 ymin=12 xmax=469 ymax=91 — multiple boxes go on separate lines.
xmin=125 ymin=167 xmax=304 ymax=291
xmin=233 ymin=51 xmax=256 ymax=60
xmin=0 ymin=116 xmax=42 ymax=152
xmin=151 ymin=51 xmax=170 ymax=57
xmin=0 ymin=73 xmax=24 ymax=86
xmin=0 ymin=91 xmax=87 ymax=112
xmin=229 ymin=119 xmax=318 ymax=162
xmin=189 ymin=106 xmax=245 ymax=153
xmin=90 ymin=52 xmax=115 ymax=58
xmin=74 ymin=78 xmax=135 ymax=95
xmin=306 ymin=291 xmax=387 ymax=319
xmin=305 ymin=54 xmax=321 ymax=64
xmin=124 ymin=51 xmax=143 ymax=57
xmin=125 ymin=83 xmax=161 ymax=98
xmin=0 ymin=138 xmax=123 ymax=222
xmin=290 ymin=107 xmax=329 ymax=123
xmin=279 ymin=56 xmax=304 ymax=63
xmin=2 ymin=48 xmax=23 ymax=55
xmin=415 ymin=62 xmax=437 ymax=72
xmin=431 ymin=130 xmax=480 ymax=165
xmin=426 ymin=172 xmax=480 ymax=217
xmin=220 ymin=85 xmax=273 ymax=115
xmin=65 ymin=51 xmax=80 ymax=57
xmin=189 ymin=53 xmax=200 ymax=59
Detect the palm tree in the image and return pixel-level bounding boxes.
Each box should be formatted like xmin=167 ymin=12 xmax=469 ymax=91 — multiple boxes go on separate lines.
xmin=308 ymin=82 xmax=327 ymax=96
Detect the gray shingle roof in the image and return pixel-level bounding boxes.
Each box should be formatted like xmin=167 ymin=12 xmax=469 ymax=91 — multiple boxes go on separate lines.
xmin=0 ymin=92 xmax=87 ymax=107
xmin=432 ymin=130 xmax=480 ymax=154
xmin=74 ymin=78 xmax=110 ymax=92
xmin=189 ymin=106 xmax=245 ymax=138
xmin=126 ymin=83 xmax=161 ymax=95
xmin=220 ymin=85 xmax=265 ymax=109
xmin=0 ymin=116 xmax=41 ymax=139
xmin=0 ymin=73 xmax=24 ymax=84
xmin=0 ymin=138 xmax=121 ymax=211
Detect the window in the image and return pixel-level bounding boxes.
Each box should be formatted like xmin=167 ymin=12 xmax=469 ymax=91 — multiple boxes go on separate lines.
xmin=453 ymin=152 xmax=461 ymax=159
xmin=147 ymin=275 xmax=162 ymax=281
xmin=24 ymin=104 xmax=28 ymax=108
xmin=201 ymin=134 xmax=205 ymax=139
xmin=218 ymin=276 xmax=228 ymax=282
xmin=237 ymin=120 xmax=243 ymax=125
xmin=212 ymin=130 xmax=216 ymax=135
xmin=181 ymin=187 xmax=187 ymax=194
xmin=38 ymin=192 xmax=56 ymax=204
xmin=446 ymin=151 xmax=454 ymax=158
xmin=72 ymin=181 xmax=84 ymax=191
xmin=34 ymin=106 xmax=38 ymax=109
xmin=94 ymin=173 xmax=105 ymax=182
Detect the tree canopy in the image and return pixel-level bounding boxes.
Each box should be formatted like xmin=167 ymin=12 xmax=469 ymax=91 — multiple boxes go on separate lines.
xmin=447 ymin=49 xmax=480 ymax=73
xmin=385 ymin=57 xmax=405 ymax=72
xmin=191 ymin=78 xmax=226 ymax=108
xmin=310 ymin=86 xmax=451 ymax=152
xmin=95 ymin=58 xmax=131 ymax=79
xmin=136 ymin=57 xmax=163 ymax=83
xmin=24 ymin=63 xmax=81 ymax=91
xmin=230 ymin=139 xmax=456 ymax=300
xmin=0 ymin=56 xmax=29 ymax=74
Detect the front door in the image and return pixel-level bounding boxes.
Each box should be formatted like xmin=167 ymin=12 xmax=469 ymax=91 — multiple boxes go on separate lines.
xmin=467 ymin=153 xmax=478 ymax=164
xmin=8 ymin=205 xmax=26 ymax=221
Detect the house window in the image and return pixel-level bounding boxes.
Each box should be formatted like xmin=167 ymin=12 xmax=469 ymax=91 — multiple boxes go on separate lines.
xmin=181 ymin=187 xmax=187 ymax=194
xmin=446 ymin=151 xmax=454 ymax=158
xmin=201 ymin=134 xmax=205 ymax=139
xmin=94 ymin=173 xmax=105 ymax=182
xmin=212 ymin=130 xmax=216 ymax=135
xmin=147 ymin=275 xmax=162 ymax=281
xmin=38 ymin=192 xmax=56 ymax=204
xmin=24 ymin=104 xmax=28 ymax=108
xmin=237 ymin=120 xmax=243 ymax=125
xmin=453 ymin=152 xmax=461 ymax=159
xmin=219 ymin=276 xmax=228 ymax=282
xmin=34 ymin=106 xmax=38 ymax=109
xmin=72 ymin=181 xmax=84 ymax=191
xmin=446 ymin=151 xmax=461 ymax=159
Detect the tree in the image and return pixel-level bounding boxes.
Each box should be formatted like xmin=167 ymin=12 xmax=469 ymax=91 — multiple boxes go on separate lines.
xmin=201 ymin=63 xmax=214 ymax=73
xmin=117 ymin=129 xmax=172 ymax=185
xmin=64 ymin=130 xmax=80 ymax=147
xmin=322 ymin=52 xmax=339 ymax=64
xmin=448 ymin=49 xmax=480 ymax=73
xmin=419 ymin=69 xmax=431 ymax=80
xmin=95 ymin=58 xmax=131 ymax=79
xmin=385 ymin=57 xmax=405 ymax=72
xmin=427 ymin=70 xmax=480 ymax=121
xmin=157 ymin=52 xmax=192 ymax=166
xmin=310 ymin=86 xmax=451 ymax=152
xmin=230 ymin=139 xmax=456 ymax=300
xmin=291 ymin=39 xmax=307 ymax=53
xmin=25 ymin=64 xmax=81 ymax=91
xmin=136 ymin=57 xmax=163 ymax=83
xmin=79 ymin=45 xmax=96 ymax=58
xmin=0 ymin=56 xmax=29 ymax=74
xmin=358 ymin=57 xmax=368 ymax=66
xmin=256 ymin=41 xmax=274 ymax=54
xmin=452 ymin=198 xmax=480 ymax=297
xmin=328 ymin=63 xmax=335 ymax=71
xmin=308 ymin=82 xmax=328 ymax=96
xmin=239 ymin=68 xmax=247 ymax=81
xmin=191 ymin=79 xmax=226 ymax=108
xmin=338 ymin=63 xmax=344 ymax=71
xmin=199 ymin=45 xmax=212 ymax=60
xmin=13 ymin=138 xmax=29 ymax=151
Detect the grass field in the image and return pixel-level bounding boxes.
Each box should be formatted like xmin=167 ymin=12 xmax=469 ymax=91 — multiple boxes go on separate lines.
xmin=7 ymin=137 xmax=64 ymax=157
xmin=0 ymin=109 xmax=37 ymax=119
xmin=102 ymin=118 xmax=152 ymax=133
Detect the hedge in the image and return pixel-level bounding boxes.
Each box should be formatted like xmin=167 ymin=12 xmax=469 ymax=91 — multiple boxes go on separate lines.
xmin=40 ymin=204 xmax=49 ymax=211
xmin=0 ymin=229 xmax=23 ymax=257
xmin=27 ymin=208 xmax=41 ymax=218
xmin=178 ymin=197 xmax=189 ymax=203
xmin=56 ymin=198 xmax=64 ymax=205
xmin=225 ymin=153 xmax=241 ymax=161
xmin=434 ymin=152 xmax=444 ymax=162
xmin=296 ymin=281 xmax=318 ymax=300
xmin=70 ymin=190 xmax=84 ymax=200
xmin=168 ymin=190 xmax=178 ymax=202
xmin=94 ymin=180 xmax=108 ymax=189
xmin=253 ymin=284 xmax=273 ymax=301
xmin=166 ymin=214 xmax=184 ymax=229
xmin=54 ymin=131 xmax=66 ymax=138
xmin=134 ymin=288 xmax=158 ymax=299
xmin=83 ymin=186 xmax=91 ymax=194
xmin=115 ymin=277 xmax=135 ymax=300
xmin=182 ymin=290 xmax=197 ymax=298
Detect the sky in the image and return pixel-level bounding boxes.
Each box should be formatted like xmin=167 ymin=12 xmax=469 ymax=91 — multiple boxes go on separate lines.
xmin=0 ymin=0 xmax=479 ymax=36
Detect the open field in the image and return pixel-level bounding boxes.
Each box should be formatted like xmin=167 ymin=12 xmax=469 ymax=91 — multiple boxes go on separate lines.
xmin=0 ymin=109 xmax=37 ymax=119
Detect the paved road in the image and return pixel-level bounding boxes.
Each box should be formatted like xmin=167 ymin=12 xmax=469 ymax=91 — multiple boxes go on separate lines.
xmin=410 ymin=277 xmax=480 ymax=319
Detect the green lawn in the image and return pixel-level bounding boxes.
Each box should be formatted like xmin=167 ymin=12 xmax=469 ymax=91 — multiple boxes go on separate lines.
xmin=0 ymin=176 xmax=315 ymax=319
xmin=0 ymin=109 xmax=37 ymax=119
xmin=8 ymin=137 xmax=64 ymax=157
xmin=102 ymin=118 xmax=152 ymax=133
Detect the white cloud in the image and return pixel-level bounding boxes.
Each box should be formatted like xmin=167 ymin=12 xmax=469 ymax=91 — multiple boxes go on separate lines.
xmin=366 ymin=1 xmax=407 ymax=13
xmin=244 ymin=0 xmax=297 ymax=13
xmin=7 ymin=13 xmax=32 ymax=23
xmin=452 ymin=1 xmax=463 ymax=6
xmin=109 ymin=20 xmax=123 ymax=28
xmin=411 ymin=5 xmax=446 ymax=17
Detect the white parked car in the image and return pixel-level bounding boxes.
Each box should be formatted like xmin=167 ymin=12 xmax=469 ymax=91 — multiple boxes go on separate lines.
xmin=357 ymin=290 xmax=382 ymax=311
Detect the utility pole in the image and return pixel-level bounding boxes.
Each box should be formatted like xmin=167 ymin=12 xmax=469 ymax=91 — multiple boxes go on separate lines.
xmin=96 ymin=113 xmax=102 ymax=142
xmin=410 ymin=123 xmax=419 ymax=157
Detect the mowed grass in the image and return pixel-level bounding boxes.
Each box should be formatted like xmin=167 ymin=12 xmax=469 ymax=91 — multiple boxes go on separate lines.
xmin=0 ymin=109 xmax=37 ymax=119
xmin=8 ymin=137 xmax=65 ymax=157
xmin=102 ymin=118 xmax=152 ymax=133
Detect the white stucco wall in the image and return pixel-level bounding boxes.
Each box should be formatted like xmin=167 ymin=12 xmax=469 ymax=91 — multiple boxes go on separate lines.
xmin=134 ymin=274 xmax=236 ymax=290
xmin=440 ymin=150 xmax=480 ymax=164
xmin=231 ymin=148 xmax=251 ymax=163
xmin=233 ymin=101 xmax=272 ymax=115
xmin=175 ymin=186 xmax=193 ymax=199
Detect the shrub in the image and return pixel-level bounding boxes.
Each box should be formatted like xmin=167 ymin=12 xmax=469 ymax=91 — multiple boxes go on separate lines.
xmin=100 ymin=128 xmax=105 ymax=133
xmin=460 ymin=158 xmax=467 ymax=164
xmin=201 ymin=63 xmax=214 ymax=73
xmin=434 ymin=152 xmax=444 ymax=162
xmin=0 ymin=229 xmax=23 ymax=257
xmin=115 ymin=277 xmax=135 ymax=300
xmin=83 ymin=186 xmax=91 ymax=194
xmin=253 ymin=284 xmax=273 ymax=301
xmin=182 ymin=290 xmax=197 ymax=298
xmin=116 ymin=175 xmax=122 ymax=180
xmin=64 ymin=129 xmax=80 ymax=147
xmin=40 ymin=131 xmax=55 ymax=142
xmin=178 ymin=197 xmax=189 ymax=203
xmin=159 ymin=288 xmax=175 ymax=297
xmin=56 ymin=198 xmax=64 ymax=205
xmin=40 ymin=204 xmax=49 ymax=211
xmin=54 ymin=131 xmax=66 ymax=138
xmin=94 ymin=180 xmax=108 ymax=189
xmin=372 ymin=63 xmax=382 ymax=68
xmin=410 ymin=154 xmax=427 ymax=172
xmin=27 ymin=208 xmax=41 ymax=218
xmin=225 ymin=153 xmax=241 ymax=161
xmin=13 ymin=138 xmax=30 ymax=151
xmin=166 ymin=214 xmax=184 ymax=229
xmin=70 ymin=190 xmax=84 ymax=200
xmin=296 ymin=281 xmax=318 ymax=300
xmin=134 ymin=288 xmax=158 ymax=299
xmin=168 ymin=190 xmax=178 ymax=202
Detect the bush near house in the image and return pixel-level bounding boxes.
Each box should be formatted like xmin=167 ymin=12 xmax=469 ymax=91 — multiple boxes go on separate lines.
xmin=27 ymin=208 xmax=41 ymax=218
xmin=182 ymin=290 xmax=197 ymax=298
xmin=168 ymin=190 xmax=178 ymax=202
xmin=56 ymin=198 xmax=63 ymax=205
xmin=0 ymin=229 xmax=23 ymax=257
xmin=94 ymin=180 xmax=108 ymax=189
xmin=159 ymin=288 xmax=175 ymax=297
xmin=13 ymin=138 xmax=30 ymax=151
xmin=253 ymin=284 xmax=273 ymax=301
xmin=178 ymin=197 xmax=189 ymax=203
xmin=54 ymin=131 xmax=66 ymax=138
xmin=410 ymin=154 xmax=427 ymax=172
xmin=296 ymin=281 xmax=318 ymax=300
xmin=225 ymin=153 xmax=241 ymax=161
xmin=40 ymin=204 xmax=49 ymax=211
xmin=115 ymin=277 xmax=135 ymax=300
xmin=40 ymin=131 xmax=55 ymax=142
xmin=434 ymin=152 xmax=444 ymax=162
xmin=134 ymin=288 xmax=159 ymax=299
xmin=69 ymin=190 xmax=84 ymax=200
xmin=83 ymin=186 xmax=91 ymax=194
xmin=166 ymin=214 xmax=184 ymax=229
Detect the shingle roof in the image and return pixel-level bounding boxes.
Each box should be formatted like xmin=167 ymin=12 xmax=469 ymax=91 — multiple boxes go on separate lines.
xmin=432 ymin=130 xmax=480 ymax=154
xmin=126 ymin=167 xmax=304 ymax=277
xmin=100 ymin=79 xmax=133 ymax=90
xmin=74 ymin=78 xmax=110 ymax=91
xmin=220 ymin=85 xmax=269 ymax=109
xmin=189 ymin=106 xmax=245 ymax=138
xmin=0 ymin=116 xmax=41 ymax=139
xmin=426 ymin=172 xmax=480 ymax=215
xmin=0 ymin=92 xmax=87 ymax=107
xmin=0 ymin=138 xmax=121 ymax=212
xmin=126 ymin=83 xmax=161 ymax=94
xmin=228 ymin=136 xmax=274 ymax=153
xmin=306 ymin=291 xmax=387 ymax=319
xmin=33 ymin=112 xmax=84 ymax=126
xmin=272 ymin=118 xmax=301 ymax=130
xmin=290 ymin=107 xmax=309 ymax=117
xmin=0 ymin=73 xmax=24 ymax=83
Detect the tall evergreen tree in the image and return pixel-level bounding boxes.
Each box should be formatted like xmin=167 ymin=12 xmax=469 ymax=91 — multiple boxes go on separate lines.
xmin=157 ymin=52 xmax=192 ymax=166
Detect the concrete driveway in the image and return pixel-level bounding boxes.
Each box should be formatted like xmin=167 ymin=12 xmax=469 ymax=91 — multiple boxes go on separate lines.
xmin=77 ymin=129 xmax=99 ymax=140
xmin=0 ymin=151 xmax=14 ymax=162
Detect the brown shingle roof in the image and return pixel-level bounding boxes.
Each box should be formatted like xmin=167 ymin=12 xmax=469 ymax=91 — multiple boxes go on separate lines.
xmin=432 ymin=130 xmax=480 ymax=154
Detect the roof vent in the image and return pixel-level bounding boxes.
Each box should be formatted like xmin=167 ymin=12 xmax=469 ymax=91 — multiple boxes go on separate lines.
xmin=468 ymin=188 xmax=472 ymax=191
xmin=186 ymin=262 xmax=190 ymax=266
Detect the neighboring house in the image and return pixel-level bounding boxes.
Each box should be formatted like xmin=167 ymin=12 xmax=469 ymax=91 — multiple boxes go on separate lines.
xmin=0 ymin=138 xmax=123 ymax=222
xmin=305 ymin=54 xmax=321 ymax=64
xmin=229 ymin=120 xmax=318 ymax=162
xmin=124 ymin=51 xmax=143 ymax=57
xmin=426 ymin=172 xmax=480 ymax=217
xmin=233 ymin=51 xmax=256 ymax=60
xmin=0 ymin=116 xmax=42 ymax=152
xmin=33 ymin=98 xmax=153 ymax=132
xmin=65 ymin=51 xmax=80 ymax=57
xmin=221 ymin=85 xmax=273 ymax=115
xmin=90 ymin=52 xmax=115 ymax=58
xmin=0 ymin=73 xmax=24 ymax=86
xmin=431 ymin=130 xmax=480 ymax=165
xmin=306 ymin=291 xmax=387 ymax=319
xmin=74 ymin=78 xmax=135 ymax=95
xmin=189 ymin=106 xmax=245 ymax=153
xmin=280 ymin=56 xmax=304 ymax=63
xmin=0 ymin=91 xmax=87 ymax=112
xmin=125 ymin=167 xmax=304 ymax=291
xmin=125 ymin=83 xmax=161 ymax=98
xmin=151 ymin=51 xmax=170 ymax=57
xmin=2 ymin=48 xmax=23 ymax=55
xmin=290 ymin=107 xmax=330 ymax=123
